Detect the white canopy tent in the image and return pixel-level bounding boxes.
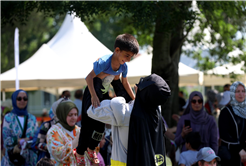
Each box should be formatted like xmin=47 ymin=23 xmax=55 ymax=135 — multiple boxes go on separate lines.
xmin=1 ymin=14 xmax=112 ymax=93
xmin=1 ymin=13 xmax=204 ymax=94
xmin=204 ymin=61 xmax=246 ymax=86
xmin=127 ymin=51 xmax=204 ymax=86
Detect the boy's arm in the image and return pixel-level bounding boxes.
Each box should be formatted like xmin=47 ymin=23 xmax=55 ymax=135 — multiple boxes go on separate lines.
xmin=86 ymin=69 xmax=100 ymax=108
xmin=122 ymin=77 xmax=135 ymax=100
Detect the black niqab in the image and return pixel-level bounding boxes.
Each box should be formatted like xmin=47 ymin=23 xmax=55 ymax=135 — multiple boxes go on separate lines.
xmin=127 ymin=73 xmax=171 ymax=166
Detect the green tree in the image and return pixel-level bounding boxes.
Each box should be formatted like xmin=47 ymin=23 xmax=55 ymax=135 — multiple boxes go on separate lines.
xmin=1 ymin=10 xmax=65 ymax=100
xmin=80 ymin=0 xmax=245 ymax=124
xmin=1 ymin=8 xmax=65 ymax=73
xmin=2 ymin=1 xmax=246 ymax=126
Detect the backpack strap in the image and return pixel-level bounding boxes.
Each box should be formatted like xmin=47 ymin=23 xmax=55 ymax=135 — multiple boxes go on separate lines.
xmin=21 ymin=114 xmax=28 ymax=138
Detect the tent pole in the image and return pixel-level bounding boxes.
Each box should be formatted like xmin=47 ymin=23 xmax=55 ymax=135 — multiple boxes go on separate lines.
xmin=2 ymin=89 xmax=6 ymax=101
xmin=55 ymin=88 xmax=59 ymax=100
xmin=202 ymin=86 xmax=205 ymax=98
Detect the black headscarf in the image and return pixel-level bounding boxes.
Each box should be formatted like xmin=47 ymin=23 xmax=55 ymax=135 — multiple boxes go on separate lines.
xmin=137 ymin=74 xmax=171 ymax=109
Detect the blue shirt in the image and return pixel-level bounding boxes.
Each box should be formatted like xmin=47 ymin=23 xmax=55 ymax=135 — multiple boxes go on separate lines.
xmin=178 ymin=150 xmax=198 ymax=166
xmin=93 ymin=54 xmax=128 ymax=78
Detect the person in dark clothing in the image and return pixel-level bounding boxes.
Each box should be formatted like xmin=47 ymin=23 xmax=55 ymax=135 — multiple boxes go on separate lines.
xmin=60 ymin=90 xmax=71 ymax=98
xmin=87 ymin=74 xmax=171 ymax=166
xmin=127 ymin=74 xmax=171 ymax=166
xmin=179 ymin=91 xmax=186 ymax=114
xmin=219 ymin=81 xmax=246 ymax=166
xmin=74 ymin=89 xmax=83 ymax=127
xmin=204 ymin=89 xmax=219 ymax=115
xmin=223 ymin=84 xmax=231 ymax=92
xmin=99 ymin=132 xmax=111 ymax=166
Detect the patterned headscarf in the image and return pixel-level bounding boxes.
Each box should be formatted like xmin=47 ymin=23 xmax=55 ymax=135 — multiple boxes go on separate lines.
xmin=11 ymin=89 xmax=28 ymax=116
xmin=230 ymin=81 xmax=246 ymax=119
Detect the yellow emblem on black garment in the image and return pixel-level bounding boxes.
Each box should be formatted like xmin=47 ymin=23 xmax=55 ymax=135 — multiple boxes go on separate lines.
xmin=155 ymin=154 xmax=165 ymax=166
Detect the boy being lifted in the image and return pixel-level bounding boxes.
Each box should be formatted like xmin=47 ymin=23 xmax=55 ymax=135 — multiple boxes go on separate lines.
xmin=76 ymin=33 xmax=139 ymax=165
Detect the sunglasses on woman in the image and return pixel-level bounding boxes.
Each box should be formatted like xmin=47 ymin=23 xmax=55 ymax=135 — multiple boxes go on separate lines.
xmin=16 ymin=96 xmax=28 ymax=101
xmin=191 ymin=99 xmax=203 ymax=104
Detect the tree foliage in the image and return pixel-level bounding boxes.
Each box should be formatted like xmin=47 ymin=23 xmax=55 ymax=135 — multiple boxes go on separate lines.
xmin=2 ymin=1 xmax=246 ymax=126
xmin=3 ymin=1 xmax=245 ymax=70
xmin=185 ymin=1 xmax=246 ymax=73
xmin=1 ymin=8 xmax=65 ymax=73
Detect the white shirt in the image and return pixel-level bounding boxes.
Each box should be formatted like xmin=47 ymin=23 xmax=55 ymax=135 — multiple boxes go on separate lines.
xmin=87 ymin=97 xmax=134 ymax=164
xmin=18 ymin=116 xmax=25 ymax=129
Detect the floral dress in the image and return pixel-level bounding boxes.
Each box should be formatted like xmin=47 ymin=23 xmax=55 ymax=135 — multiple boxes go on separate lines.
xmin=47 ymin=123 xmax=80 ymax=166
xmin=2 ymin=112 xmax=38 ymax=166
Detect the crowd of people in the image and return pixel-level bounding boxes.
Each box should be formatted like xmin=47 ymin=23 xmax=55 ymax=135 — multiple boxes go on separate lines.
xmin=2 ymin=78 xmax=245 ymax=166
xmin=1 ymin=33 xmax=246 ymax=166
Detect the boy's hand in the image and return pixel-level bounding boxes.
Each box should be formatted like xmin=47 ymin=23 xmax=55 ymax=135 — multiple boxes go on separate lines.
xmin=91 ymin=95 xmax=100 ymax=108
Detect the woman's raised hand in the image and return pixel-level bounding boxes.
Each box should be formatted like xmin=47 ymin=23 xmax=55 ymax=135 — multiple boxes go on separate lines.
xmin=181 ymin=125 xmax=192 ymax=138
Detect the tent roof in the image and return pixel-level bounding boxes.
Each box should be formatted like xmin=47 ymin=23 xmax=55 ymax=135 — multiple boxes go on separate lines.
xmin=203 ymin=61 xmax=246 ymax=86
xmin=47 ymin=13 xmax=112 ymax=60
xmin=1 ymin=14 xmax=112 ymax=91
xmin=207 ymin=62 xmax=245 ymax=75
xmin=1 ymin=44 xmax=58 ymax=81
xmin=127 ymin=51 xmax=204 ymax=86
xmin=1 ymin=13 xmax=204 ymax=92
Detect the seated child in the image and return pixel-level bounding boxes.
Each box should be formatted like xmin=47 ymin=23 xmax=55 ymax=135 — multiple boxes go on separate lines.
xmin=76 ymin=33 xmax=139 ymax=165
xmin=179 ymin=132 xmax=201 ymax=166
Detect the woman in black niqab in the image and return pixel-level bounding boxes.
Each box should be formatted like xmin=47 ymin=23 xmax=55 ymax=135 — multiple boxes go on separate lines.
xmin=127 ymin=73 xmax=171 ymax=166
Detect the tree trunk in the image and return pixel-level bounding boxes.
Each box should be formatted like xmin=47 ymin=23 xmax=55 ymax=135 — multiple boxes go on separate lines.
xmin=152 ymin=17 xmax=183 ymax=127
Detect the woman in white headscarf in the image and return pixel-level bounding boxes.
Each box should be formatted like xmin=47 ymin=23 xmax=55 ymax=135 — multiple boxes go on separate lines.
xmin=219 ymin=81 xmax=246 ymax=166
